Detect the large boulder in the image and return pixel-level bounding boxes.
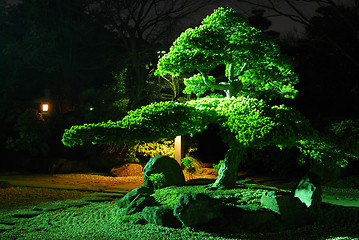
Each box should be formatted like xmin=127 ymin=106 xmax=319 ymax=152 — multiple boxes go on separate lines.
xmin=142 ymin=206 xmax=182 ymax=228
xmin=118 ymin=186 xmax=154 ymax=208
xmin=110 ymin=163 xmax=143 ymax=177
xmin=173 ymin=193 xmax=223 ymax=227
xmin=261 ymin=191 xmax=310 ymax=227
xmin=292 ymin=172 xmax=322 ymax=214
xmin=143 ymin=155 xmax=185 ymax=189
xmin=221 ymin=205 xmax=283 ymax=232
xmin=122 ymin=194 xmax=157 ymax=215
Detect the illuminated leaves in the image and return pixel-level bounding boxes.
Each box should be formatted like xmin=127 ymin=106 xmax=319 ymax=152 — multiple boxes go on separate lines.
xmin=156 ymin=7 xmax=299 ymax=99
xmin=183 ymin=74 xmax=215 ymax=97
xmin=62 ymin=97 xmax=309 ymax=150
xmin=61 ymin=97 xmax=357 ymax=167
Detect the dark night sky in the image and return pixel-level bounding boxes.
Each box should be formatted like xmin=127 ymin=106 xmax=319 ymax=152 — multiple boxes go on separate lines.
xmin=199 ymin=0 xmax=356 ymax=38
xmin=5 ymin=0 xmax=356 ymax=37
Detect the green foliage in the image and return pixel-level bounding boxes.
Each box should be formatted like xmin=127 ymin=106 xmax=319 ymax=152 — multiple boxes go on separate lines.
xmin=63 ymin=97 xmax=309 ymax=152
xmin=297 ymin=137 xmax=356 ymax=167
xmin=6 ymin=109 xmax=49 ymax=157
xmin=213 ymin=160 xmax=224 ymax=172
xmin=111 ymin=68 xmax=127 ymax=96
xmin=293 ymin=119 xmax=359 ymax=168
xmin=125 ymin=139 xmax=174 ymax=163
xmin=331 ymin=119 xmax=359 ymax=154
xmin=62 ymin=100 xmax=217 ymax=147
xmin=181 ymin=157 xmax=198 ymax=179
xmin=155 ymin=7 xmax=298 ymax=100
xmin=147 ymin=172 xmax=166 ymax=190
xmin=62 ymin=97 xmax=357 ymax=167
xmin=183 ymin=74 xmax=215 ymax=98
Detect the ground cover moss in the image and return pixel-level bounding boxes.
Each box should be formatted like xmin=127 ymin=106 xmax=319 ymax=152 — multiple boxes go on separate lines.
xmin=152 ymin=182 xmax=289 ymax=209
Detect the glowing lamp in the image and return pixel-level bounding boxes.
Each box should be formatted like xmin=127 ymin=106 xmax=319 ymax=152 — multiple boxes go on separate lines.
xmin=41 ymin=103 xmax=49 ymax=112
xmin=175 ymin=135 xmax=184 ymax=164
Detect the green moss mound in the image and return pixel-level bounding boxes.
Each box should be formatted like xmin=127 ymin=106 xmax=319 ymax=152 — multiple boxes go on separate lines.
xmin=152 ymin=182 xmax=288 ymax=209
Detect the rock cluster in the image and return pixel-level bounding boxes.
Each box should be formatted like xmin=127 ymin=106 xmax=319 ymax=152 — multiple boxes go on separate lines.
xmin=118 ymin=161 xmax=322 ymax=233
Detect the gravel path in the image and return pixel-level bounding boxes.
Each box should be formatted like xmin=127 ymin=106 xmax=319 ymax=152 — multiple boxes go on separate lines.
xmin=1 ymin=174 xmax=359 ymax=239
xmin=1 ymin=192 xmax=359 ymax=240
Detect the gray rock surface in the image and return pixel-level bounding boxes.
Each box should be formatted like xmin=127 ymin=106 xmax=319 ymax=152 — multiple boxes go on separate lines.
xmin=143 ymin=155 xmax=185 ymax=189
xmin=261 ymin=191 xmax=310 ymax=227
xmin=223 ymin=205 xmax=282 ymax=232
xmin=118 ymin=186 xmax=154 ymax=209
xmin=293 ymin=173 xmax=322 ymax=213
xmin=173 ymin=193 xmax=223 ymax=226
xmin=142 ymin=206 xmax=182 ymax=228
xmin=123 ymin=194 xmax=157 ymax=215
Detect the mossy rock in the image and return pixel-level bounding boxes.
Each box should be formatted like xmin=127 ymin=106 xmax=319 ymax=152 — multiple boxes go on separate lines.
xmin=152 ymin=183 xmax=285 ymax=210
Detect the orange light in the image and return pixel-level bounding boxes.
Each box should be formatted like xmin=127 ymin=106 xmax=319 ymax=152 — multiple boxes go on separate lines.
xmin=42 ymin=103 xmax=49 ymax=112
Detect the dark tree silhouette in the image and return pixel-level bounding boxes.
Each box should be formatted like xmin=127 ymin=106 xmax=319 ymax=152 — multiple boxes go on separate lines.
xmin=95 ymin=0 xmax=213 ymax=108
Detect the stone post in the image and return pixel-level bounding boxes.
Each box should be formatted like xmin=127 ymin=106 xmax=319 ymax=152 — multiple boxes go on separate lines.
xmin=175 ymin=136 xmax=184 ymax=164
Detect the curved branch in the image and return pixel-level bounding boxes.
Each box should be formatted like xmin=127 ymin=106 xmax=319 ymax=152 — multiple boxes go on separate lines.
xmin=200 ymin=71 xmax=232 ymax=92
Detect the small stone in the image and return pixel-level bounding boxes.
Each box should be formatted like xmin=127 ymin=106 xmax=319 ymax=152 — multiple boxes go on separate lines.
xmin=11 ymin=210 xmax=42 ymax=218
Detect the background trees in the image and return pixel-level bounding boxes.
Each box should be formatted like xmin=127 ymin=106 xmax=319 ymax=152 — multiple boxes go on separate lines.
xmin=0 ymin=0 xmax=121 ymax=170
xmin=94 ymin=0 xmax=212 ymax=108
xmin=237 ymin=0 xmax=359 ymax=117
xmin=0 ymin=0 xmax=211 ymax=172
xmin=2 ymin=1 xmax=359 ymax=176
xmin=297 ymin=3 xmax=359 ymax=116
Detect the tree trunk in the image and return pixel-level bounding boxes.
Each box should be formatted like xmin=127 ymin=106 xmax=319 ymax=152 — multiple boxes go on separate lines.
xmin=212 ymin=146 xmax=244 ymax=189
